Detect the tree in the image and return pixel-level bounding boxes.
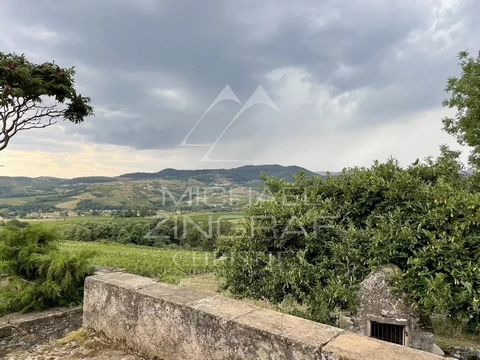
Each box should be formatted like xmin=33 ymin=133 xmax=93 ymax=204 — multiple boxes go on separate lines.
xmin=0 ymin=52 xmax=93 ymax=151
xmin=443 ymin=50 xmax=480 ymax=167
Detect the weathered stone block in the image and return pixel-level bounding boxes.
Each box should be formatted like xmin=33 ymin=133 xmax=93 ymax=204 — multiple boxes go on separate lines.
xmin=0 ymin=307 xmax=82 ymax=356
xmin=0 ymin=323 xmax=12 ymax=338
xmin=351 ymin=266 xmax=435 ymax=352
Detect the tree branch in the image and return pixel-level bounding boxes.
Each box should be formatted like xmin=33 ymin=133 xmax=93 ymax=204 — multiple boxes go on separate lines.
xmin=0 ymin=99 xmax=66 ymax=150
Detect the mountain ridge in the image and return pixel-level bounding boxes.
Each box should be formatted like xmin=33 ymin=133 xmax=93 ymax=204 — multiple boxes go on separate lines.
xmin=118 ymin=164 xmax=315 ymax=183
xmin=1 ymin=164 xmax=317 ymax=185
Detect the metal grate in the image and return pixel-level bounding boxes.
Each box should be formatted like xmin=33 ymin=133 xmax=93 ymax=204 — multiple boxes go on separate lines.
xmin=370 ymin=321 xmax=405 ymax=345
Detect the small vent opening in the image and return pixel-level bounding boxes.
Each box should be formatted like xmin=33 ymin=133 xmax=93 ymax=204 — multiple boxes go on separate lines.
xmin=370 ymin=321 xmax=405 ymax=345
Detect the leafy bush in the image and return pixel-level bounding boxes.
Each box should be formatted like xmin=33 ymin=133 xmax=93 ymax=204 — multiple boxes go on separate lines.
xmin=0 ymin=223 xmax=93 ymax=314
xmin=62 ymin=217 xmax=234 ymax=250
xmin=219 ymin=148 xmax=480 ymax=331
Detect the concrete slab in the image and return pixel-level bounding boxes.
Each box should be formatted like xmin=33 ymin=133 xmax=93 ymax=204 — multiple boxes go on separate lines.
xmin=87 ymin=271 xmax=158 ymax=290
xmin=137 ymin=282 xmax=177 ymax=298
xmin=323 ymin=332 xmax=450 ymax=360
xmin=189 ymin=295 xmax=258 ymax=321
xmin=235 ymin=308 xmax=343 ymax=348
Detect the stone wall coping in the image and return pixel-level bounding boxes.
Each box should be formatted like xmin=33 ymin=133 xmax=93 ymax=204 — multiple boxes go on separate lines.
xmin=0 ymin=306 xmax=83 ymax=356
xmin=0 ymin=306 xmax=81 ymax=334
xmin=85 ymin=272 xmax=453 ymax=360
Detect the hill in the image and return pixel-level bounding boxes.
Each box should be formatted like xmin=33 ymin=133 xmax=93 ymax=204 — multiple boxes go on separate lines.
xmin=119 ymin=164 xmax=315 ymax=183
xmin=0 ymin=165 xmax=317 ymax=216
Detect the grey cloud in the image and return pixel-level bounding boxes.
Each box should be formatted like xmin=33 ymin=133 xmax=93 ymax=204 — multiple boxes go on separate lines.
xmin=0 ymin=0 xmax=479 ymax=165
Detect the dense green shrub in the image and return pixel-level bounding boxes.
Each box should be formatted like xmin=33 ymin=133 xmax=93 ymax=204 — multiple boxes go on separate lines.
xmin=0 ymin=223 xmax=93 ymax=314
xmin=219 ymin=148 xmax=480 ymax=331
xmin=61 ymin=217 xmax=234 ymax=250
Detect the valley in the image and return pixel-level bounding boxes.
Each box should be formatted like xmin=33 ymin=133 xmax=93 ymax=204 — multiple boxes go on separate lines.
xmin=0 ymin=164 xmax=317 ymax=219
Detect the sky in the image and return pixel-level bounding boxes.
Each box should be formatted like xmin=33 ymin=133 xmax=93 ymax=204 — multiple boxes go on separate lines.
xmin=0 ymin=0 xmax=479 ymax=178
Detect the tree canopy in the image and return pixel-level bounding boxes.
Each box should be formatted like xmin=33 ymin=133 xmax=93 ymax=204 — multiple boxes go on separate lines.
xmin=443 ymin=50 xmax=480 ymax=168
xmin=0 ymin=52 xmax=93 ymax=150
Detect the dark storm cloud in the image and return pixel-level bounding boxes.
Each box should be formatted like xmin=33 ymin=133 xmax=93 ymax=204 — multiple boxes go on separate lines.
xmin=0 ymin=0 xmax=479 ymax=152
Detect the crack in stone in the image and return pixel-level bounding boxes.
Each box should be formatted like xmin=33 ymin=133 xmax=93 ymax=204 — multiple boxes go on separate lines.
xmin=231 ymin=308 xmax=258 ymax=321
xmin=322 ymin=329 xmax=345 ymax=347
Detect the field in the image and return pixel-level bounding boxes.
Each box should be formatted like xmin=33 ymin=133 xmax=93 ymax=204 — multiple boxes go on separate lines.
xmin=178 ymin=212 xmax=245 ymax=221
xmin=27 ymin=216 xmax=153 ymax=232
xmin=26 ymin=212 xmax=245 ymax=233
xmin=27 ymin=213 xmax=242 ymax=283
xmin=60 ymin=241 xmax=216 ymax=283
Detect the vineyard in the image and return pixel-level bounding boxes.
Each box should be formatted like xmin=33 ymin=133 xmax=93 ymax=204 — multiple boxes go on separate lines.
xmin=60 ymin=240 xmax=215 ymax=283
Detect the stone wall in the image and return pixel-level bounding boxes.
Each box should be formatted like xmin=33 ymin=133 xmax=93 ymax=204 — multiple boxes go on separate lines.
xmin=83 ymin=272 xmax=452 ymax=360
xmin=0 ymin=307 xmax=82 ymax=356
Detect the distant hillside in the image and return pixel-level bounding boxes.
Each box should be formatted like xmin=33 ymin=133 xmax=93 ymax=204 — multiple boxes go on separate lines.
xmin=0 ymin=165 xmax=318 ymax=214
xmin=0 ymin=165 xmax=316 ymax=192
xmin=62 ymin=176 xmax=114 ymax=185
xmin=119 ymin=164 xmax=316 ymax=183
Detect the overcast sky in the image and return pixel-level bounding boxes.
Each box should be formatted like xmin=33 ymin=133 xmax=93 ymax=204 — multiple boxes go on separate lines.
xmin=0 ymin=0 xmax=478 ymax=177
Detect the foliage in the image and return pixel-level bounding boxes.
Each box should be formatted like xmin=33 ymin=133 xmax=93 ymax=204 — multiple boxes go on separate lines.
xmin=0 ymin=223 xmax=93 ymax=314
xmin=0 ymin=52 xmax=93 ymax=150
xmin=219 ymin=148 xmax=480 ymax=331
xmin=443 ymin=51 xmax=480 ymax=168
xmin=61 ymin=216 xmax=234 ymax=250
xmin=60 ymin=241 xmax=214 ymax=283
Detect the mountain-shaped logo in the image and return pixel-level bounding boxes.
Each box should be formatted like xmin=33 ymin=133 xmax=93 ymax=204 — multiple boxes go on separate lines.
xmin=180 ymin=85 xmax=278 ymax=161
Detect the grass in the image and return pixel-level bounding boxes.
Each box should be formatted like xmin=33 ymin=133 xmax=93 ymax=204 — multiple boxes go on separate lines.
xmin=0 ymin=197 xmax=28 ymax=206
xmin=26 ymin=216 xmax=152 ymax=233
xmin=59 ymin=240 xmax=216 ymax=283
xmin=56 ymin=192 xmax=97 ymax=210
xmin=435 ymin=334 xmax=480 ymax=353
xmin=431 ymin=315 xmax=480 ymax=353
